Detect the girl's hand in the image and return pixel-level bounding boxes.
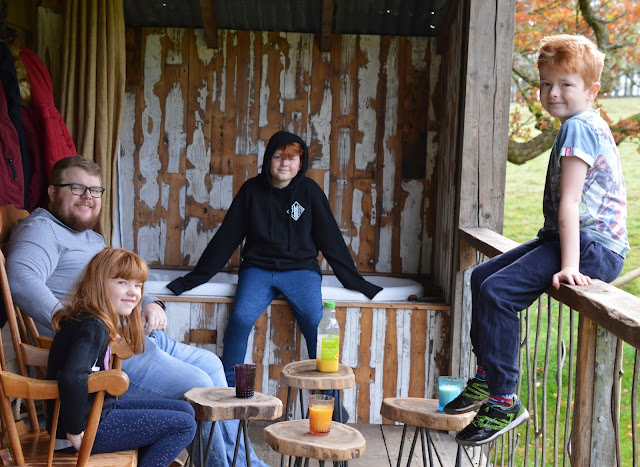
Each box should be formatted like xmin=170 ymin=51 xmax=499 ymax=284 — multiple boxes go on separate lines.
xmin=552 ymin=267 xmax=592 ymax=290
xmin=67 ymin=431 xmax=84 ymax=451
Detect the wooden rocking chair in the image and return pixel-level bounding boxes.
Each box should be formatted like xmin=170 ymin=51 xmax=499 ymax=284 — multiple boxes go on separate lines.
xmin=0 ymin=204 xmax=137 ymax=466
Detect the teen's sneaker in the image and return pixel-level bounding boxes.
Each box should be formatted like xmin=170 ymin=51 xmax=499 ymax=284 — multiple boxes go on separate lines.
xmin=455 ymin=396 xmax=529 ymax=446
xmin=443 ymin=377 xmax=489 ymax=414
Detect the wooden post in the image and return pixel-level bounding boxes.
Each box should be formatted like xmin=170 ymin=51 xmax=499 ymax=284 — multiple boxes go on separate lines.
xmin=571 ymin=314 xmax=597 ymax=466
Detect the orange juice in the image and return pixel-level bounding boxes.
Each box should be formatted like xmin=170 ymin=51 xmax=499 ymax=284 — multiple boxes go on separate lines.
xmin=316 ymin=358 xmax=339 ymax=372
xmin=309 ymin=405 xmax=333 ymax=435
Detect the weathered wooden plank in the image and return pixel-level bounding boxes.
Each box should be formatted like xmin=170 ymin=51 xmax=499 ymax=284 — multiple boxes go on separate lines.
xmin=136 ymin=28 xmax=168 ymax=263
xmin=401 ymin=37 xmax=428 ymax=180
xmin=459 ymin=226 xmax=519 ymax=258
xmin=257 ymin=31 xmax=286 ymax=144
xmin=209 ymin=29 xmax=233 ymax=176
xmin=161 ymin=29 xmax=190 ymax=266
xmin=283 ymin=33 xmax=312 ymax=138
xmin=383 ymin=308 xmax=399 ymax=409
xmin=307 ymin=35 xmax=333 ymax=170
xmin=408 ymin=309 xmax=427 ymax=397
xmin=571 ymin=315 xmax=597 ymax=467
xmin=233 ymin=30 xmax=260 ymax=157
xmin=354 ymin=35 xmax=380 ymax=178
xmin=352 ymin=179 xmax=377 ymax=272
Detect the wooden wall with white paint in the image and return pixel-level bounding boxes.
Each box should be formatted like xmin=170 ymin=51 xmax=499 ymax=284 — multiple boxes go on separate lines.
xmin=122 ymin=28 xmax=440 ymax=280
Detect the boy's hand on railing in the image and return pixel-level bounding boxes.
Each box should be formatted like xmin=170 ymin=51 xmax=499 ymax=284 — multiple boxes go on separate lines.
xmin=552 ymin=267 xmax=592 ymax=290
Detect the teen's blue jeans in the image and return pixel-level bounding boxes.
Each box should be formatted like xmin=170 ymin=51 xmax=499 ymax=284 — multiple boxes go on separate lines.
xmin=121 ymin=331 xmax=268 ymax=467
xmin=470 ymin=232 xmax=624 ymax=395
xmin=222 ymin=267 xmax=323 ymax=386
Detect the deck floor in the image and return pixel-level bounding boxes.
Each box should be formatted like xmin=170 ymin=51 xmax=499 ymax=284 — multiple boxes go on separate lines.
xmin=248 ymin=421 xmax=487 ymax=467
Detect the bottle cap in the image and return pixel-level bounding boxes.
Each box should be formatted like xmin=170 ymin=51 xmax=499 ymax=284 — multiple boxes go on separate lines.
xmin=323 ymin=301 xmax=336 ymax=308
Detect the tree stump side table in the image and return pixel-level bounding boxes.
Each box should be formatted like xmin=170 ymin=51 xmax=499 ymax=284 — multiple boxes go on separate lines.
xmin=263 ymin=419 xmax=366 ymax=466
xmin=380 ymin=397 xmax=476 ymax=467
xmin=280 ymin=359 xmax=355 ymax=421
xmin=184 ymin=386 xmax=283 ymax=467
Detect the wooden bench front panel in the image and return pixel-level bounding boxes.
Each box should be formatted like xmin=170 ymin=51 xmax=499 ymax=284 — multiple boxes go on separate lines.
xmin=163 ymin=299 xmax=450 ymax=424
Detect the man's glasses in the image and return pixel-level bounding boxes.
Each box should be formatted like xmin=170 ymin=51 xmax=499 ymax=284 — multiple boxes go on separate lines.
xmin=54 ymin=183 xmax=106 ymax=198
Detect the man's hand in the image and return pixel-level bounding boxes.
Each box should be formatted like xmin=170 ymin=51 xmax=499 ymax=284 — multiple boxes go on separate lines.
xmin=142 ymin=302 xmax=168 ymax=334
xmin=552 ymin=267 xmax=592 ymax=290
xmin=67 ymin=431 xmax=84 ymax=451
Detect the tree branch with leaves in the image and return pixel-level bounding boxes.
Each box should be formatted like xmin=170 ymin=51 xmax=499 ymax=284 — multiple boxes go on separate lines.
xmin=509 ymin=0 xmax=640 ymax=164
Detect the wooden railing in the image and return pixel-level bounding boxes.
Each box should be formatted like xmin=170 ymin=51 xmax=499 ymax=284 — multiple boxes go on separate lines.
xmin=459 ymin=227 xmax=640 ymax=466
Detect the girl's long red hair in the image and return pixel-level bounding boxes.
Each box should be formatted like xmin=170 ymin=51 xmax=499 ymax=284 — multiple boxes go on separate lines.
xmin=52 ymin=248 xmax=147 ymax=354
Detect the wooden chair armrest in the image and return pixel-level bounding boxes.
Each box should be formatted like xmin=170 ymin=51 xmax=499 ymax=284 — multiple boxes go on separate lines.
xmin=0 ymin=369 xmax=130 ymax=399
xmin=0 ymin=371 xmax=59 ymax=400
xmin=87 ymin=370 xmax=130 ymax=397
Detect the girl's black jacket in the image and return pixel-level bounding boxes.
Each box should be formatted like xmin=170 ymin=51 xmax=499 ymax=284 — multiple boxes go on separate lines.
xmin=167 ymin=131 xmax=382 ymax=300
xmin=46 ymin=315 xmax=114 ymax=438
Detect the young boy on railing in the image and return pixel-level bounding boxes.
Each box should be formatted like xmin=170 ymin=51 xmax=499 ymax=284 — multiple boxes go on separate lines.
xmin=446 ymin=34 xmax=629 ymax=446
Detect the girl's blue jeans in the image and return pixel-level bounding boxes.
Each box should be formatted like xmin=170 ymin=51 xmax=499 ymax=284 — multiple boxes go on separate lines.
xmin=470 ymin=232 xmax=624 ymax=395
xmin=222 ymin=267 xmax=323 ymax=386
xmin=90 ymin=399 xmax=196 ymax=467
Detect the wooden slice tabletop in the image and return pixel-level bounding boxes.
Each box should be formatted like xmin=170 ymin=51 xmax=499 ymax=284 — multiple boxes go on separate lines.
xmin=262 ymin=420 xmax=366 ymax=461
xmin=280 ymin=360 xmax=355 ymax=390
xmin=380 ymin=398 xmax=476 ymax=431
xmin=184 ymin=387 xmax=283 ymax=422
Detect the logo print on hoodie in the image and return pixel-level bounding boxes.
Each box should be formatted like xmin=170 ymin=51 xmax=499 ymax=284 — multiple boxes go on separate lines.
xmin=289 ymin=201 xmax=305 ymax=221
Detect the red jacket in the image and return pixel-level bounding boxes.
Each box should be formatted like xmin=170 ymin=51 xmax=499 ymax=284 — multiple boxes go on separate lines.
xmin=20 ymin=47 xmax=76 ymax=210
xmin=0 ymin=80 xmax=24 ymax=208
xmin=0 ymin=46 xmax=75 ymax=210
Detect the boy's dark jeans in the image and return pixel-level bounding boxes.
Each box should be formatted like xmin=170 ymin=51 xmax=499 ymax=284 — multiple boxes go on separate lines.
xmin=470 ymin=232 xmax=624 ymax=395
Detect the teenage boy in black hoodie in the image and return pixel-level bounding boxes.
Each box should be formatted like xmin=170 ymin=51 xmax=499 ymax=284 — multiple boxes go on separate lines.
xmin=167 ymin=131 xmax=382 ymax=388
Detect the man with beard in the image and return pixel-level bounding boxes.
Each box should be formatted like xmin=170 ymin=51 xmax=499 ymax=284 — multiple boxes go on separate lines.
xmin=6 ymin=156 xmax=269 ymax=467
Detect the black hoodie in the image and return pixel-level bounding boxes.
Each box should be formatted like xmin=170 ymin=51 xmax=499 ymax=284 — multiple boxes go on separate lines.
xmin=167 ymin=131 xmax=382 ymax=299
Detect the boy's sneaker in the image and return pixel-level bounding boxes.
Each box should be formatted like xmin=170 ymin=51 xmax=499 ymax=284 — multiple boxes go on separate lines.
xmin=443 ymin=377 xmax=489 ymax=414
xmin=455 ymin=396 xmax=529 ymax=446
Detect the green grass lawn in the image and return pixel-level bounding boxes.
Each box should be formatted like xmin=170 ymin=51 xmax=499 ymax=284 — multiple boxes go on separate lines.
xmin=504 ymin=96 xmax=640 ymax=464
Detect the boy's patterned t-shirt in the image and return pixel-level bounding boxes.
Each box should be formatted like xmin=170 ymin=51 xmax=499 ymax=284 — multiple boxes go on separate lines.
xmin=541 ymin=108 xmax=629 ymax=257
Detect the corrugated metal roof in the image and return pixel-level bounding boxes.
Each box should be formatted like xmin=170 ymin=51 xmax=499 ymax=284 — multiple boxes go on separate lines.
xmin=124 ymin=0 xmax=451 ymax=37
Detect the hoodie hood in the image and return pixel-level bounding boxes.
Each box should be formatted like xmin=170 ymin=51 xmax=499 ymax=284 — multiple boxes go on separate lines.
xmin=260 ymin=131 xmax=309 ymax=189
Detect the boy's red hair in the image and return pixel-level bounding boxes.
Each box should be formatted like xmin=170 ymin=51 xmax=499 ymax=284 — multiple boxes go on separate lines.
xmin=278 ymin=142 xmax=303 ymax=160
xmin=537 ymin=34 xmax=605 ymax=88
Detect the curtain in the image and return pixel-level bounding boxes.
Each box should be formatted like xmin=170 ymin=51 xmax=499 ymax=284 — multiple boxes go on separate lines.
xmin=60 ymin=0 xmax=125 ymax=246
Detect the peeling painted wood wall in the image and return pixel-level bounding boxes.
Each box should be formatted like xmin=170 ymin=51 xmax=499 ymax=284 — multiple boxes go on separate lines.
xmin=122 ymin=28 xmax=440 ymax=277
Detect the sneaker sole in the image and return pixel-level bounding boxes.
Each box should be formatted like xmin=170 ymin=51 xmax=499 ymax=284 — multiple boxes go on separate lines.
xmin=443 ymin=398 xmax=487 ymax=415
xmin=456 ymin=408 xmax=530 ymax=447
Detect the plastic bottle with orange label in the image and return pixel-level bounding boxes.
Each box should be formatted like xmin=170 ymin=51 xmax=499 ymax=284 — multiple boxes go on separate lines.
xmin=316 ymin=301 xmax=340 ymax=372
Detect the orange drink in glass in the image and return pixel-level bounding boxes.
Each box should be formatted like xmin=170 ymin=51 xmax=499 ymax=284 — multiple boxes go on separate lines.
xmin=309 ymin=394 xmax=334 ymax=435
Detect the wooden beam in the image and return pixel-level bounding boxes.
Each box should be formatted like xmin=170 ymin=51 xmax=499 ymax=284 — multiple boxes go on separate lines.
xmin=199 ymin=0 xmax=218 ymax=50
xmin=320 ymin=0 xmax=334 ymax=52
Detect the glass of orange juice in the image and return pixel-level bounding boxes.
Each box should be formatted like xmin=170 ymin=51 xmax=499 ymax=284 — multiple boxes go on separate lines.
xmin=309 ymin=394 xmax=334 ymax=435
